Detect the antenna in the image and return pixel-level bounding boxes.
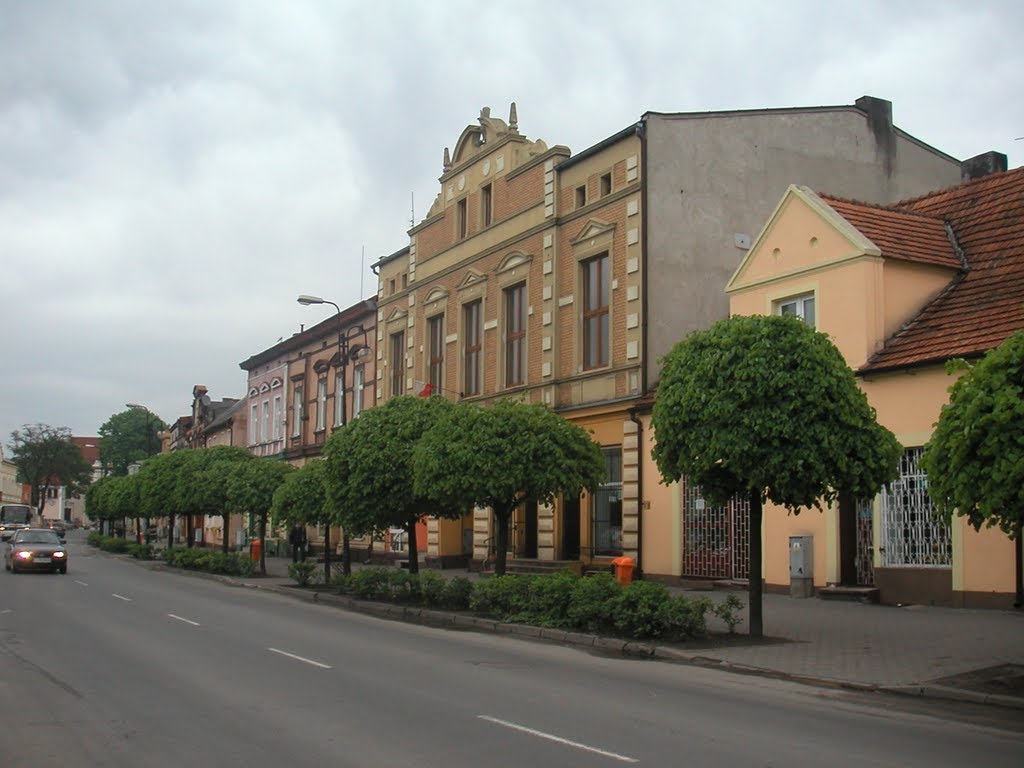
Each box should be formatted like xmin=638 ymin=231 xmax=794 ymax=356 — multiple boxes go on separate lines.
xmin=410 ymin=192 xmax=415 ymax=228
xmin=360 ymin=245 xmax=365 ymax=298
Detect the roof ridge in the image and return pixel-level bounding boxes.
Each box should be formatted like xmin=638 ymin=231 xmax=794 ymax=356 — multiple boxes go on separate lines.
xmin=891 ymin=164 xmax=1024 ymax=208
xmin=817 ymin=193 xmax=945 ymax=221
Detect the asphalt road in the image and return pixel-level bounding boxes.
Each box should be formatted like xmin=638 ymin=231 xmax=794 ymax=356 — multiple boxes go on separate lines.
xmin=1 ymin=533 xmax=1021 ymax=767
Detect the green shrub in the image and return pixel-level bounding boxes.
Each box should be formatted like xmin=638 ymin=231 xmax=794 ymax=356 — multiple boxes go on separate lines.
xmin=348 ymin=567 xmax=393 ymax=600
xmin=87 ymin=532 xmax=103 ymax=547
xmin=418 ymin=570 xmax=447 ymax=607
xmin=712 ymin=593 xmax=745 ymax=633
xmin=658 ymin=595 xmax=711 ymax=640
xmin=443 ymin=576 xmax=473 ymax=610
xmin=469 ymin=575 xmax=537 ymax=619
xmin=529 ymin=571 xmax=579 ymax=626
xmin=566 ymin=573 xmax=620 ymax=634
xmin=126 ymin=542 xmax=153 ymax=560
xmin=612 ymin=580 xmax=672 ymax=639
xmin=288 ymin=561 xmax=319 ymax=587
xmin=329 ymin=570 xmax=350 ymax=594
xmin=388 ymin=569 xmax=419 ymax=602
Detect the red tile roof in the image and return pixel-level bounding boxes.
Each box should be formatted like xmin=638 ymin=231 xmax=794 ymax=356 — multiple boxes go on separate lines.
xmin=836 ymin=166 xmax=1024 ymax=373
xmin=820 ymin=197 xmax=961 ymax=270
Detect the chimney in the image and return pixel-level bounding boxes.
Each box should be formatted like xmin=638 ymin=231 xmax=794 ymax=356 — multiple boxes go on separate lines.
xmin=960 ymin=151 xmax=1008 ymax=181
xmin=855 ymin=96 xmax=895 ymax=176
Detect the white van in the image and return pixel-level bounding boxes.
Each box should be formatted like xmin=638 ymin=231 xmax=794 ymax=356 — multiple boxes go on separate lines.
xmin=0 ymin=504 xmax=39 ymax=542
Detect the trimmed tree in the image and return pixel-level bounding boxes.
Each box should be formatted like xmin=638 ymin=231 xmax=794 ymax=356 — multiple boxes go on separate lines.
xmin=178 ymin=446 xmax=253 ymax=552
xmin=106 ymin=474 xmax=141 ymax=539
xmin=324 ymin=396 xmax=457 ymax=575
xmin=921 ymin=329 xmax=1024 ymax=608
xmin=85 ymin=476 xmax=114 ymax=534
xmin=136 ymin=449 xmax=193 ymax=547
xmin=652 ymin=315 xmax=901 ymax=637
xmin=226 ymin=458 xmax=295 ymax=575
xmin=412 ymin=399 xmax=606 ymax=577
xmin=271 ymin=460 xmax=330 ymax=576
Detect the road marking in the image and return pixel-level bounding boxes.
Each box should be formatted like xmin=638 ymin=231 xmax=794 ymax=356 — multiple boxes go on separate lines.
xmin=112 ymin=594 xmax=132 ymax=602
xmin=1 ymin=609 xmax=11 ymax=614
xmin=478 ymin=715 xmax=638 ymax=764
xmin=267 ymin=648 xmax=332 ymax=669
xmin=74 ymin=580 xmax=88 ymax=587
xmin=168 ymin=614 xmax=200 ymax=626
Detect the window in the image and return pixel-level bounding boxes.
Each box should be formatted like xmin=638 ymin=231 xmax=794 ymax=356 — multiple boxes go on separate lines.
xmin=262 ymin=400 xmax=271 ymax=444
xmin=592 ymin=447 xmax=623 ymax=556
xmin=504 ymin=283 xmax=526 ymax=387
xmin=352 ymin=365 xmax=365 ymax=418
xmin=401 ymin=272 xmax=408 ymax=288
xmin=575 ymin=184 xmax=587 ymax=208
xmin=428 ymin=315 xmax=444 ymax=393
xmin=390 ymin=331 xmax=406 ymax=397
xmin=273 ymin=395 xmax=282 ymax=440
xmin=582 ymin=253 xmax=610 ymax=369
xmin=250 ymin=403 xmax=259 ymax=444
xmin=457 ymin=198 xmax=468 ymax=239
xmin=334 ymin=371 xmax=345 ymax=427
xmin=600 ymin=172 xmax=612 ymax=197
xmin=481 ymin=183 xmax=493 ymax=227
xmin=388 ymin=278 xmax=396 ymax=295
xmin=291 ymin=386 xmax=303 ymax=437
xmin=776 ymin=293 xmax=815 ymax=326
xmin=315 ymin=378 xmax=327 ymax=431
xmin=880 ymin=447 xmax=952 ymax=567
xmin=463 ymin=300 xmax=482 ymax=396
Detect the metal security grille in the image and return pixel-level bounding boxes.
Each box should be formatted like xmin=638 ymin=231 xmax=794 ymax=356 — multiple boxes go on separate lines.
xmin=682 ymin=483 xmax=750 ymax=579
xmin=855 ymin=498 xmax=875 ymax=585
xmin=880 ymin=448 xmax=952 ymax=567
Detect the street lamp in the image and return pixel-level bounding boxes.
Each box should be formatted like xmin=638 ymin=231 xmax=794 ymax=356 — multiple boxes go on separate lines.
xmin=297 ymin=294 xmax=370 ymax=579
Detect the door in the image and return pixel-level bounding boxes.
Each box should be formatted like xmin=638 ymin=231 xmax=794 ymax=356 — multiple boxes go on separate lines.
xmin=523 ymin=501 xmax=538 ymax=559
xmin=682 ymin=483 xmax=750 ymax=580
xmin=561 ymin=497 xmax=580 ymax=560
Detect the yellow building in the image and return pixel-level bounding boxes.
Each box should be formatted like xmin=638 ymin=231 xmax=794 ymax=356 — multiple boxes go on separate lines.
xmin=725 ymin=158 xmax=1021 ymax=607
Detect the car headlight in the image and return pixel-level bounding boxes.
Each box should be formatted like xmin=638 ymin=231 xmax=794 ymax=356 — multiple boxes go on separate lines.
xmin=16 ymin=551 xmax=32 ymax=559
xmin=53 ymin=552 xmax=66 ymax=558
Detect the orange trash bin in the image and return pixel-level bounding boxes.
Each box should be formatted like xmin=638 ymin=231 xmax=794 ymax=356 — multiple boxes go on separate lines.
xmin=611 ymin=556 xmax=634 ymax=586
xmin=250 ymin=539 xmax=262 ymax=562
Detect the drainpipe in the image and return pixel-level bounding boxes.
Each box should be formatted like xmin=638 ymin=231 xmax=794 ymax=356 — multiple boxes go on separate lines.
xmin=629 ymin=407 xmax=643 ymax=577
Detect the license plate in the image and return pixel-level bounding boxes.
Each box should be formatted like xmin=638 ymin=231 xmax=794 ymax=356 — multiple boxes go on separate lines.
xmin=35 ymin=557 xmax=51 ymax=564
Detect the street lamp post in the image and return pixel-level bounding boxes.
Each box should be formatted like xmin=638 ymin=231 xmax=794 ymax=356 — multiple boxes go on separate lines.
xmin=297 ymin=295 xmax=370 ymax=580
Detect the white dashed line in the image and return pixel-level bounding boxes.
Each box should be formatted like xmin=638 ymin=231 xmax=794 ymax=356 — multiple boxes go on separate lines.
xmin=478 ymin=715 xmax=638 ymax=763
xmin=1 ymin=609 xmax=11 ymax=614
xmin=168 ymin=614 xmax=200 ymax=626
xmin=112 ymin=594 xmax=132 ymax=602
xmin=74 ymin=580 xmax=88 ymax=587
xmin=267 ymin=648 xmax=332 ymax=669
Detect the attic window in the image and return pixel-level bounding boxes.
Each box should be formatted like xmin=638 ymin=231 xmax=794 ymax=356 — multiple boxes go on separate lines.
xmin=600 ymin=173 xmax=612 ymax=197
xmin=776 ymin=293 xmax=815 ymax=327
xmin=575 ymin=185 xmax=587 ymax=209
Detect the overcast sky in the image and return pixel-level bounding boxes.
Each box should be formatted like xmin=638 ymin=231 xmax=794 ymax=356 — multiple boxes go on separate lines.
xmin=2 ymin=0 xmax=1022 ymax=446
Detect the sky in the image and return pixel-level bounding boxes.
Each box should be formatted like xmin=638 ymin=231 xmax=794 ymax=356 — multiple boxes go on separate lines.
xmin=2 ymin=0 xmax=1022 ymax=447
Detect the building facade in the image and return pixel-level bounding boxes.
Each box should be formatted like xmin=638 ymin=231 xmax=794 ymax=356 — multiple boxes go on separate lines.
xmin=374 ymin=97 xmax=963 ymax=574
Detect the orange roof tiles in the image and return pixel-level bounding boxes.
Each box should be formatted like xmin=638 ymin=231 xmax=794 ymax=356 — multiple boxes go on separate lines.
xmin=844 ymin=166 xmax=1024 ymax=373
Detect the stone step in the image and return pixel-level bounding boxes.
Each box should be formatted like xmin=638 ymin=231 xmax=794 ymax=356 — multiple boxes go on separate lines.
xmin=817 ymin=585 xmax=880 ymax=603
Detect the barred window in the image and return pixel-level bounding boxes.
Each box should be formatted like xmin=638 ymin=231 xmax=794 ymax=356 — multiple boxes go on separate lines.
xmin=879 ymin=447 xmax=952 ymax=567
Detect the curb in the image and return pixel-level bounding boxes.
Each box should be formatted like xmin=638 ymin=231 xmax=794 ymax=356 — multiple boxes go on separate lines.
xmin=91 ymin=547 xmax=1024 ymax=711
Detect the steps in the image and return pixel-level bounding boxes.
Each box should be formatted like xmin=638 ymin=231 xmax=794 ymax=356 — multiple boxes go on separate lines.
xmin=482 ymin=558 xmax=583 ymax=576
xmin=817 ymin=585 xmax=880 ymax=603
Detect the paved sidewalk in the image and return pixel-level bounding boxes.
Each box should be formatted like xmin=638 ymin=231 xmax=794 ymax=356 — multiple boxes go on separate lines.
xmin=243 ymin=554 xmax=1024 ymax=708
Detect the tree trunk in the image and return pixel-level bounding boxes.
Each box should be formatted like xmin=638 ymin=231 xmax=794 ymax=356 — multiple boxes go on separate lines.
xmin=323 ymin=524 xmax=332 ymax=584
xmin=167 ymin=512 xmax=176 ymax=548
xmin=342 ymin=532 xmax=352 ymax=576
xmin=186 ymin=514 xmax=194 ymax=548
xmin=135 ymin=517 xmax=142 ymax=544
xmin=406 ymin=516 xmax=419 ymax=574
xmin=122 ymin=516 xmax=127 ymax=539
xmin=222 ymin=513 xmax=230 ymax=554
xmin=748 ymin=490 xmax=763 ymax=638
xmin=259 ymin=513 xmax=268 ymax=576
xmin=1015 ymin=520 xmax=1023 ymax=609
xmin=493 ymin=508 xmax=511 ymax=576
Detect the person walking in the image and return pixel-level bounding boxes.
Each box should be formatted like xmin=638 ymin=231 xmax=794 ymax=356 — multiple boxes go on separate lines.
xmin=289 ymin=524 xmax=307 ymax=563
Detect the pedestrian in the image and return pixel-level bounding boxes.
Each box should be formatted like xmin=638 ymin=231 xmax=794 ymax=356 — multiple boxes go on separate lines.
xmin=289 ymin=524 xmax=307 ymax=563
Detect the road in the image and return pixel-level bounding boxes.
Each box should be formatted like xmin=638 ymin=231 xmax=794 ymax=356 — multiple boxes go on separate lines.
xmin=1 ymin=532 xmax=1021 ymax=767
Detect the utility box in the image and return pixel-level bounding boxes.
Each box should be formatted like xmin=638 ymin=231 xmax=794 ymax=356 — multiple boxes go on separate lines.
xmin=789 ymin=536 xmax=814 ymax=598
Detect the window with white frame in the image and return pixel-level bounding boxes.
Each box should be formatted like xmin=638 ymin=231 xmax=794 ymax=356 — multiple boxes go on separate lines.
xmin=292 ymin=386 xmax=303 ymax=437
xmin=262 ymin=400 xmax=271 ymax=444
xmin=273 ymin=395 xmax=282 ymax=440
xmin=334 ymin=370 xmax=345 ymax=427
xmin=316 ymin=378 xmax=327 ymax=431
xmin=879 ymin=447 xmax=952 ymax=567
xmin=250 ymin=403 xmax=259 ymax=444
xmin=352 ymin=365 xmax=365 ymax=417
xmin=776 ymin=293 xmax=815 ymax=326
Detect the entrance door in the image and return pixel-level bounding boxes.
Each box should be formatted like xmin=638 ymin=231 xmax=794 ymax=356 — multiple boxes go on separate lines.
xmin=561 ymin=497 xmax=580 ymax=560
xmin=855 ymin=498 xmax=875 ymax=586
xmin=523 ymin=501 xmax=538 ymax=559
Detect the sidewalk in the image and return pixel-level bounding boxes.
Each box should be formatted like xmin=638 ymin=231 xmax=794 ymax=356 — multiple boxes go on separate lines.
xmin=246 ymin=554 xmax=1024 ymax=709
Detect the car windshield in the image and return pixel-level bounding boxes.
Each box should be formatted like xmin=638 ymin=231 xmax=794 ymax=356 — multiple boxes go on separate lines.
xmin=15 ymin=531 xmax=60 ymax=544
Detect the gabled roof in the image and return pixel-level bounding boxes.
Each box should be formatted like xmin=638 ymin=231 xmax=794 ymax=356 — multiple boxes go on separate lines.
xmin=859 ymin=166 xmax=1024 ymax=373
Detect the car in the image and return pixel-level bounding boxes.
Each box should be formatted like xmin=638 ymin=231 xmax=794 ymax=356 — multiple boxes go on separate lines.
xmin=46 ymin=520 xmax=68 ymax=540
xmin=4 ymin=528 xmax=68 ymax=574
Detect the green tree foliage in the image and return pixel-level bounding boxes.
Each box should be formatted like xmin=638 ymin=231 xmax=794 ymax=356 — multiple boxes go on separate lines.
xmin=922 ymin=329 xmax=1024 ymax=607
xmin=225 ymin=458 xmax=294 ymax=575
xmin=177 ymin=446 xmax=253 ymax=552
xmin=98 ymin=407 xmax=167 ymax=476
xmin=271 ymin=460 xmax=331 ymax=579
xmin=85 ymin=476 xmax=113 ymax=531
xmin=324 ymin=396 xmax=458 ymax=575
xmin=412 ymin=399 xmax=606 ymax=577
xmin=106 ymin=474 xmax=141 ymax=538
xmin=135 ymin=450 xmax=194 ymax=546
xmin=7 ymin=423 xmax=93 ymax=510
xmin=652 ymin=315 xmax=901 ymax=636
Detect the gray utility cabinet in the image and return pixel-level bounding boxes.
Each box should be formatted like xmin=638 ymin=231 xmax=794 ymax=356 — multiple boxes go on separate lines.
xmin=789 ymin=536 xmax=814 ymax=598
